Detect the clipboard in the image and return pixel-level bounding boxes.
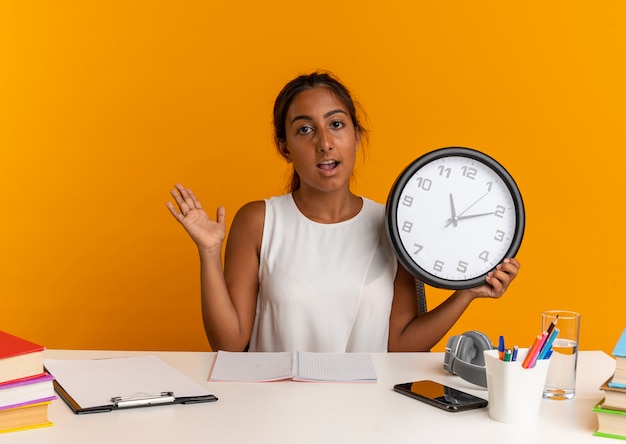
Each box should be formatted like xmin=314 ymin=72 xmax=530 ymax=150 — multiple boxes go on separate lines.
xmin=43 ymin=355 xmax=218 ymax=414
xmin=52 ymin=381 xmax=217 ymax=414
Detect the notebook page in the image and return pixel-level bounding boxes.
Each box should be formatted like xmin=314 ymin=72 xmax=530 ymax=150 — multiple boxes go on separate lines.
xmin=209 ymin=351 xmax=294 ymax=382
xmin=294 ymin=352 xmax=378 ymax=383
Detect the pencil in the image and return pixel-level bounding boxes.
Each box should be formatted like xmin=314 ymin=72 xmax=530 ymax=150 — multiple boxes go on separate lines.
xmin=545 ymin=314 xmax=559 ymax=337
xmin=538 ymin=327 xmax=560 ymax=360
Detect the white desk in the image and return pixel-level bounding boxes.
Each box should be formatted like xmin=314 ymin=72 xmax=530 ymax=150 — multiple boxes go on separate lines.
xmin=2 ymin=350 xmax=615 ymax=444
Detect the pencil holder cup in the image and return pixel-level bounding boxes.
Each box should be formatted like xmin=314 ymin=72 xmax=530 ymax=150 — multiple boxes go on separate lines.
xmin=483 ymin=349 xmax=551 ymax=424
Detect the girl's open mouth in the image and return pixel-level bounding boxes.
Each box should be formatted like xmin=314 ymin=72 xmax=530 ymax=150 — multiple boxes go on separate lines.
xmin=318 ymin=160 xmax=339 ymax=170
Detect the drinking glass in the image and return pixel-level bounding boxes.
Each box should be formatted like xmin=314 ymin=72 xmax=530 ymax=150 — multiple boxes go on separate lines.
xmin=542 ymin=310 xmax=580 ymax=400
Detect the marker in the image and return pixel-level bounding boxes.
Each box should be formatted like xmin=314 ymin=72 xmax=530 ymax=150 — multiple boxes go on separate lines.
xmin=527 ymin=331 xmax=549 ymax=369
xmin=511 ymin=345 xmax=519 ymax=362
xmin=522 ymin=335 xmax=543 ymax=369
xmin=498 ymin=335 xmax=505 ymax=360
xmin=538 ymin=327 xmax=560 ymax=360
xmin=504 ymin=349 xmax=512 ymax=362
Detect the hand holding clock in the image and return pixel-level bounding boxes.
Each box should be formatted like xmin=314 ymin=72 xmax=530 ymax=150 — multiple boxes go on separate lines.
xmin=462 ymin=258 xmax=520 ymax=299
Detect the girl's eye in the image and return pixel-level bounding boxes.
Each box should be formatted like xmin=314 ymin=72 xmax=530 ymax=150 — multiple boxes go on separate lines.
xmin=297 ymin=125 xmax=313 ymax=135
xmin=330 ymin=120 xmax=345 ymax=129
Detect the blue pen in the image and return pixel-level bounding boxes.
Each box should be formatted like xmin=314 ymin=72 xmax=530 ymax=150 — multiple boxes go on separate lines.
xmin=511 ymin=345 xmax=519 ymax=362
xmin=538 ymin=327 xmax=560 ymax=360
xmin=498 ymin=335 xmax=505 ymax=360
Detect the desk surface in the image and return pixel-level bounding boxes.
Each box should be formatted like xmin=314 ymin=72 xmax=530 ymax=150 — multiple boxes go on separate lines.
xmin=2 ymin=350 xmax=615 ymax=444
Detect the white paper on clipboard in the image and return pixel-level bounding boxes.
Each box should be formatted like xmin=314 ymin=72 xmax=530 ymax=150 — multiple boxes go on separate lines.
xmin=44 ymin=355 xmax=213 ymax=410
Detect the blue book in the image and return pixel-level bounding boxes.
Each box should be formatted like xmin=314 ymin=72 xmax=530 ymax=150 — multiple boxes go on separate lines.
xmin=609 ymin=328 xmax=626 ymax=389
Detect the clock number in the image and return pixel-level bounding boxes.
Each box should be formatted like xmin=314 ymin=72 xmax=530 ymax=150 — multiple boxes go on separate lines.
xmin=415 ymin=177 xmax=432 ymax=191
xmin=495 ymin=205 xmax=506 ymax=218
xmin=495 ymin=230 xmax=505 ymax=242
xmin=437 ymin=165 xmax=451 ymax=178
xmin=402 ymin=195 xmax=414 ymax=207
xmin=413 ymin=244 xmax=423 ymax=255
xmin=461 ymin=166 xmax=477 ymax=180
xmin=486 ymin=181 xmax=493 ymax=192
xmin=478 ymin=251 xmax=489 ymax=262
xmin=457 ymin=261 xmax=469 ymax=273
xmin=433 ymin=260 xmax=444 ymax=272
xmin=402 ymin=221 xmax=413 ymax=233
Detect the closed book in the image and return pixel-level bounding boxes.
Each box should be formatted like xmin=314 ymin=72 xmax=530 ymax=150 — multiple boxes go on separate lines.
xmin=0 ymin=400 xmax=53 ymax=434
xmin=0 ymin=331 xmax=45 ymax=384
xmin=611 ymin=381 xmax=626 ymax=390
xmin=601 ymin=377 xmax=626 ymax=411
xmin=0 ymin=373 xmax=55 ymax=409
xmin=593 ymin=399 xmax=626 ymax=439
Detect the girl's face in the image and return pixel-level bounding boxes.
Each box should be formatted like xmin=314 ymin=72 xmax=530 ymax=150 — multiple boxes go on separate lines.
xmin=279 ymin=86 xmax=360 ymax=195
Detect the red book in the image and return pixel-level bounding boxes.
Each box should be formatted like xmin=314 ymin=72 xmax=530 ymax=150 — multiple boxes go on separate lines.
xmin=0 ymin=331 xmax=45 ymax=384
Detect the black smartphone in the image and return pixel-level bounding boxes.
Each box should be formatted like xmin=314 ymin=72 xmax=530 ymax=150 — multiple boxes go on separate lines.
xmin=393 ymin=380 xmax=488 ymax=412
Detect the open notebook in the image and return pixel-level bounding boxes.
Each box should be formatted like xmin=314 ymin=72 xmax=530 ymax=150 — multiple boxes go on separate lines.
xmin=209 ymin=351 xmax=378 ymax=383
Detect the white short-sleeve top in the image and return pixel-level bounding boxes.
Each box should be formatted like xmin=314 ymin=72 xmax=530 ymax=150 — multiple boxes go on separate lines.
xmin=248 ymin=194 xmax=398 ymax=353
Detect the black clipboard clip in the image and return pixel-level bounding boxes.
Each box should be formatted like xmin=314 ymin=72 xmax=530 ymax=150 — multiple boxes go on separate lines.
xmin=111 ymin=392 xmax=176 ymax=408
xmin=52 ymin=379 xmax=218 ymax=414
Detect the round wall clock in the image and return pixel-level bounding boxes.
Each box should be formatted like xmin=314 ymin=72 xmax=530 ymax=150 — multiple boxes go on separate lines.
xmin=385 ymin=147 xmax=525 ymax=290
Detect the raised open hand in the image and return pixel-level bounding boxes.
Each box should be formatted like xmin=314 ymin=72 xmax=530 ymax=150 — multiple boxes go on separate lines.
xmin=166 ymin=184 xmax=226 ymax=253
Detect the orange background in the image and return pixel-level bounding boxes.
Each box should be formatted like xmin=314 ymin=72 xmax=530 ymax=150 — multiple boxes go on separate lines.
xmin=1 ymin=2 xmax=624 ymax=353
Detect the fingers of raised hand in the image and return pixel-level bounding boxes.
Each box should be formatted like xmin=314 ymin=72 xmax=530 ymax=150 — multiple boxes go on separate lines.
xmin=171 ymin=184 xmax=204 ymax=217
xmin=166 ymin=201 xmax=185 ymax=222
xmin=216 ymin=206 xmax=226 ymax=225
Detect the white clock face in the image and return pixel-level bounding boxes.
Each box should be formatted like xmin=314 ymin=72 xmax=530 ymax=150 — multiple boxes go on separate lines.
xmin=389 ymin=150 xmax=523 ymax=288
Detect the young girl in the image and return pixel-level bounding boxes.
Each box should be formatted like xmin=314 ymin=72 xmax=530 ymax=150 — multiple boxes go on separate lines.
xmin=167 ymin=72 xmax=520 ymax=353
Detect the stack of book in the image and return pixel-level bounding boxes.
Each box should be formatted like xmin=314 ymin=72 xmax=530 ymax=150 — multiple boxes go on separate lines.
xmin=594 ymin=327 xmax=626 ymax=440
xmin=0 ymin=331 xmax=55 ymax=434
